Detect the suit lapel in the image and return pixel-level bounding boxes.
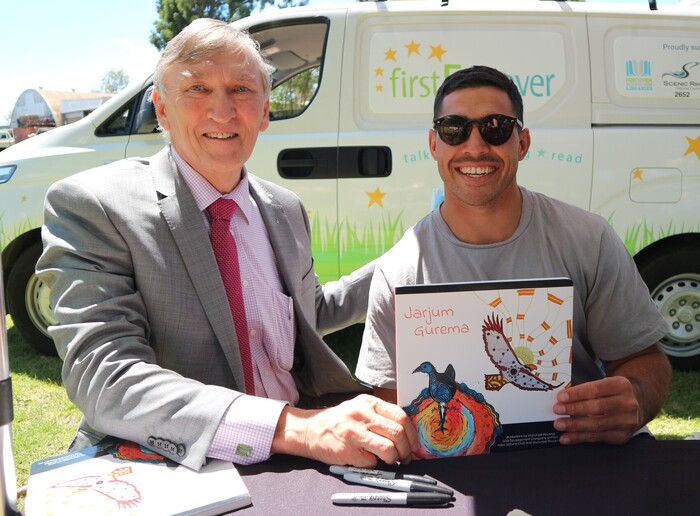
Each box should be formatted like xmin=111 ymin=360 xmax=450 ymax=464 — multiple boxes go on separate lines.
xmin=150 ymin=149 xmax=247 ymax=388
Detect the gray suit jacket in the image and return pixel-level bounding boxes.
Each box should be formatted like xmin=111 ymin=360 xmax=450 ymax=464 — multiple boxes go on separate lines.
xmin=37 ymin=148 xmax=372 ymax=469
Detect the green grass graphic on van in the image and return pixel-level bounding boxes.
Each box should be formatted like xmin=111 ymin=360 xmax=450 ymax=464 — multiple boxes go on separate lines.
xmin=0 ymin=214 xmax=36 ymax=252
xmin=311 ymin=211 xmax=406 ymax=282
xmin=606 ymin=213 xmax=700 ymax=256
xmin=0 ymin=212 xmax=34 ymax=252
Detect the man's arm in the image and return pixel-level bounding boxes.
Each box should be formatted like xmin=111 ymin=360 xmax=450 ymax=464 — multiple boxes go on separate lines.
xmin=38 ymin=170 xmax=239 ymax=470
xmin=553 ymin=343 xmax=672 ymax=445
xmin=315 ymin=259 xmax=375 ymax=336
xmin=271 ymin=394 xmax=419 ymax=467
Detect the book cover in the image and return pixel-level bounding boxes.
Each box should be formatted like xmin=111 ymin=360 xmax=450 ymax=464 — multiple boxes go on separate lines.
xmin=25 ymin=438 xmax=251 ymax=515
xmin=395 ymin=278 xmax=573 ymax=459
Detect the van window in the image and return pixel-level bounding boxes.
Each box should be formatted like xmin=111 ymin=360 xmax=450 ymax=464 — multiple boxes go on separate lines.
xmin=95 ymin=86 xmax=158 ymax=137
xmin=133 ymin=86 xmax=159 ymax=134
xmin=251 ymin=19 xmax=329 ymax=120
xmin=270 ymin=67 xmax=320 ymax=120
xmin=95 ymin=97 xmax=137 ymax=137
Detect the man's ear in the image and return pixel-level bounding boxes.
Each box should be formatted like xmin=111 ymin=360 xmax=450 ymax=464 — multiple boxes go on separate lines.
xmin=429 ymin=129 xmax=438 ymax=160
xmin=518 ymin=128 xmax=531 ymax=161
xmin=151 ymin=89 xmax=169 ymax=131
xmin=260 ymin=98 xmax=270 ymax=133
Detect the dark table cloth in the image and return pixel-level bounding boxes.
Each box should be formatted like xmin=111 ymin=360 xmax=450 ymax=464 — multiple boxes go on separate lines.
xmin=237 ymin=438 xmax=698 ymax=515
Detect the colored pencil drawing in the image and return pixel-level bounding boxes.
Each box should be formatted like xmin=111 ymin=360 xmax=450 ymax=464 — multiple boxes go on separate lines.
xmin=404 ymin=362 xmax=502 ymax=459
xmin=50 ymin=466 xmax=142 ymax=511
xmin=46 ymin=442 xmax=173 ymax=511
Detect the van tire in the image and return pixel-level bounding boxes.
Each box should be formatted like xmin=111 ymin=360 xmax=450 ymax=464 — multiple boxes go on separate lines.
xmin=6 ymin=241 xmax=58 ymax=356
xmin=637 ymin=244 xmax=700 ymax=371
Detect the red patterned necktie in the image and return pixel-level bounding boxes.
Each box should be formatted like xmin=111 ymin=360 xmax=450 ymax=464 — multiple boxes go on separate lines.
xmin=207 ymin=198 xmax=255 ymax=395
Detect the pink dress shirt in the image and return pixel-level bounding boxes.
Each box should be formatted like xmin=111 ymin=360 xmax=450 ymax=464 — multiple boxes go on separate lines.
xmin=172 ymin=147 xmax=298 ymax=464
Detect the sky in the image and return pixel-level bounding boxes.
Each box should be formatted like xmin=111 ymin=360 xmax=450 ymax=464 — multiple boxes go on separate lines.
xmin=0 ymin=0 xmax=689 ymax=125
xmin=1 ymin=1 xmax=162 ymax=124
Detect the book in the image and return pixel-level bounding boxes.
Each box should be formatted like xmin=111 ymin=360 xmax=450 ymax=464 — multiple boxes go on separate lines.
xmin=395 ymin=278 xmax=574 ymax=459
xmin=24 ymin=437 xmax=251 ymax=515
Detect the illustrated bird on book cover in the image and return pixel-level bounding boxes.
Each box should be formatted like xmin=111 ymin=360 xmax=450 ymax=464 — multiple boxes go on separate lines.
xmin=482 ymin=313 xmax=564 ymax=392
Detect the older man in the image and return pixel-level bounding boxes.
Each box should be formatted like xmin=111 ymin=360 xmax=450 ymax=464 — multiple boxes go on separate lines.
xmin=37 ymin=18 xmax=418 ymax=470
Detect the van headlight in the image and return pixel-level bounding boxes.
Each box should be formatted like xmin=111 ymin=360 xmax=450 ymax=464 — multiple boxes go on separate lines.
xmin=0 ymin=165 xmax=17 ymax=184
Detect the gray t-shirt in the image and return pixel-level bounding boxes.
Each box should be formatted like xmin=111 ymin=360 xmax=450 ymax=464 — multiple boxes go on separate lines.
xmin=356 ymin=187 xmax=668 ymax=388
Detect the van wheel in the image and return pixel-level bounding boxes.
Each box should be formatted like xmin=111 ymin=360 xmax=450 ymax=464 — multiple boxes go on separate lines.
xmin=6 ymin=241 xmax=58 ymax=356
xmin=637 ymin=244 xmax=700 ymax=371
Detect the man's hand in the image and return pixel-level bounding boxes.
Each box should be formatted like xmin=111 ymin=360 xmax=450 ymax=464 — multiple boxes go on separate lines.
xmin=272 ymin=394 xmax=420 ymax=467
xmin=553 ymin=343 xmax=671 ymax=445
xmin=553 ymin=376 xmax=643 ymax=444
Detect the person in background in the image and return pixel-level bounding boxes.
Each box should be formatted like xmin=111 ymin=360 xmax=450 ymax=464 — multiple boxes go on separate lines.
xmin=355 ymin=65 xmax=672 ymax=446
xmin=37 ymin=18 xmax=418 ymax=470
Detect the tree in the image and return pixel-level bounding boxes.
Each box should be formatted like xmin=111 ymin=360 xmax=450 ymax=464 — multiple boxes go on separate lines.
xmin=270 ymin=68 xmax=319 ymax=119
xmin=150 ymin=0 xmax=307 ymax=51
xmin=101 ymin=69 xmax=130 ymax=93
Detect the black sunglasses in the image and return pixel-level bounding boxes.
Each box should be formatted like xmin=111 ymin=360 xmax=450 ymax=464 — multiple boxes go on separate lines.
xmin=433 ymin=114 xmax=523 ymax=146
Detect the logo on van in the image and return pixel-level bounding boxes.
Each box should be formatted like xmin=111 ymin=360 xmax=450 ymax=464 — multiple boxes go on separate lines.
xmin=662 ymin=61 xmax=699 ymax=80
xmin=368 ymin=34 xmax=559 ymax=113
xmin=624 ymin=60 xmax=652 ymax=91
xmin=660 ymin=62 xmax=700 ymax=93
xmin=372 ymin=40 xmax=460 ymax=100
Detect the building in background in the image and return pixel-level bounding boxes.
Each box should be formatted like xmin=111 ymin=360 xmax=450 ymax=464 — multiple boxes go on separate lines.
xmin=9 ymin=89 xmax=112 ymax=142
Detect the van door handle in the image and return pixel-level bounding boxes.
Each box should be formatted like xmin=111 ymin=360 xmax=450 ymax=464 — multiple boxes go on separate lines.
xmin=339 ymin=146 xmax=392 ymax=178
xmin=277 ymin=148 xmax=337 ymax=179
xmin=277 ymin=146 xmax=392 ymax=179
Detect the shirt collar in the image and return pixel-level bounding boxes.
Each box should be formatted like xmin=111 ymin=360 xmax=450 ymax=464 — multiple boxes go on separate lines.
xmin=170 ymin=145 xmax=252 ymax=225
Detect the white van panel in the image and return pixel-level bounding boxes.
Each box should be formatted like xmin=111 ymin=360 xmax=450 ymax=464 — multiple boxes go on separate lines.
xmin=347 ymin=10 xmax=590 ymax=129
xmin=590 ymin=126 xmax=700 ymax=254
xmin=588 ymin=9 xmax=700 ymax=124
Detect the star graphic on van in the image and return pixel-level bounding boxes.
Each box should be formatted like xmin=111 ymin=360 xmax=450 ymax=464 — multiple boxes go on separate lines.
xmin=385 ymin=48 xmax=397 ymax=62
xmin=684 ymin=135 xmax=700 ymax=160
xmin=632 ymin=169 xmax=643 ymax=181
xmin=405 ymin=40 xmax=420 ymax=56
xmin=428 ymin=44 xmax=447 ymax=62
xmin=375 ymin=67 xmax=384 ymax=77
xmin=366 ymin=187 xmax=386 ymax=208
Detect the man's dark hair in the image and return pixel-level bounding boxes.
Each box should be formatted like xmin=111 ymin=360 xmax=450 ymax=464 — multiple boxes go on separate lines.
xmin=433 ymin=65 xmax=524 ymax=123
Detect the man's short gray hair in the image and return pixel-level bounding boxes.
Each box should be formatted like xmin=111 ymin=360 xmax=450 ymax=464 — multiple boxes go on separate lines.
xmin=152 ymin=18 xmax=271 ymax=99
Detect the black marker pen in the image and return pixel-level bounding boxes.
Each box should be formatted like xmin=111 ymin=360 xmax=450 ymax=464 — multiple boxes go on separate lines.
xmin=331 ymin=492 xmax=452 ymax=506
xmin=329 ymin=465 xmax=438 ymax=484
xmin=343 ymin=473 xmax=454 ymax=496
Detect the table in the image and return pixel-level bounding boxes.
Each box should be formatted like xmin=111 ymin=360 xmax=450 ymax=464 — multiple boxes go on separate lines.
xmin=237 ymin=437 xmax=698 ymax=515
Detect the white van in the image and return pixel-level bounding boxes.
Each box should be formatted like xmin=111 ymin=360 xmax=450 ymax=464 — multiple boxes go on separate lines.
xmin=1 ymin=1 xmax=699 ymax=369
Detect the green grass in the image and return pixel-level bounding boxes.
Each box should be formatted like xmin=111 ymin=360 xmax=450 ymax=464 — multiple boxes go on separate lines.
xmin=4 ymin=315 xmax=700 ymax=504
xmin=4 ymin=315 xmax=81 ymax=496
xmin=647 ymin=369 xmax=700 ymax=440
